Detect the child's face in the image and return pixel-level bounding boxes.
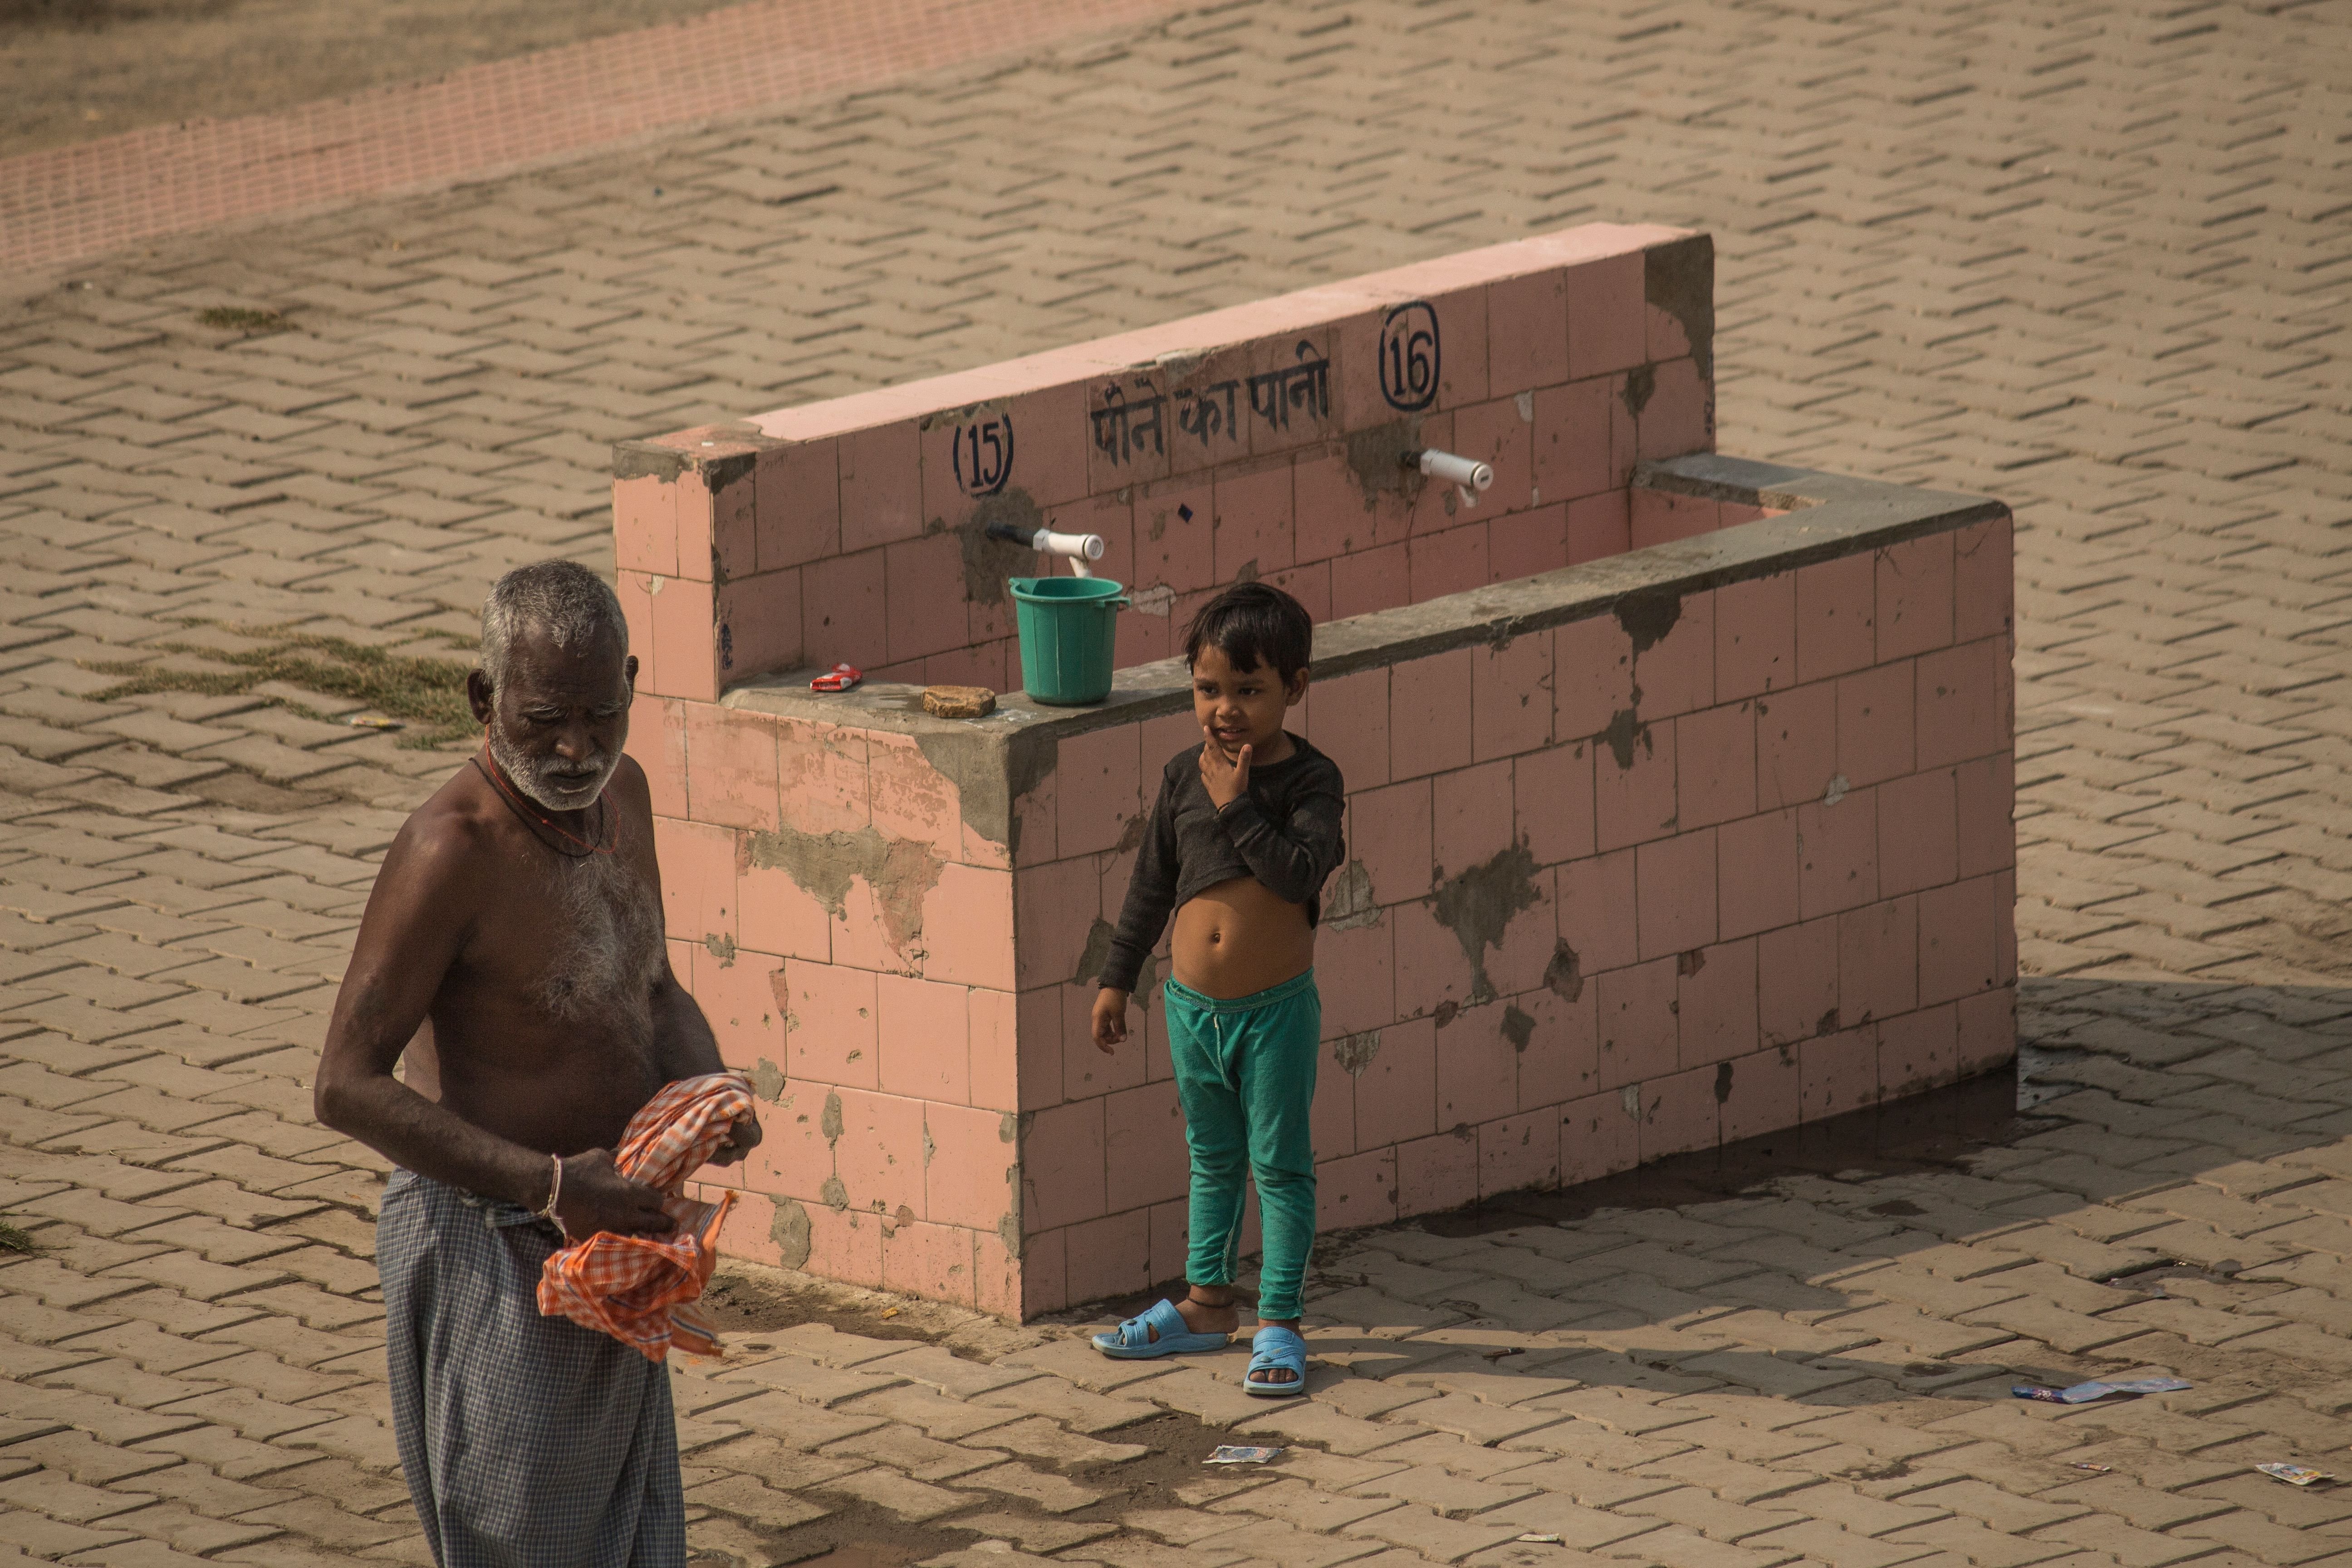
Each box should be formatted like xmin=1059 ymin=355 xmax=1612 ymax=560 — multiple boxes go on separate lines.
xmin=1191 ymin=643 xmax=1303 ymax=758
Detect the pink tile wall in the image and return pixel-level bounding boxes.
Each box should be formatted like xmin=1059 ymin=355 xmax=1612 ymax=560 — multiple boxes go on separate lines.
xmin=1004 ymin=514 xmax=2014 ymax=1316
xmin=616 ymin=225 xmax=1719 ymax=705
xmin=630 ymin=227 xmax=2009 ymax=1321
xmin=648 ymin=701 xmax=1025 ymax=1310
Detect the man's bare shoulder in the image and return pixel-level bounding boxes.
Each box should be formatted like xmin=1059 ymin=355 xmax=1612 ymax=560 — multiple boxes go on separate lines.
xmin=382 ymin=761 xmax=504 ymax=887
xmin=606 ymin=752 xmax=655 ymax=820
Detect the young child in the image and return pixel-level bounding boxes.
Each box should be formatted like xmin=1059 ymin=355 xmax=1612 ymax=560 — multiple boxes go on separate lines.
xmin=1089 ymin=582 xmax=1346 ymax=1396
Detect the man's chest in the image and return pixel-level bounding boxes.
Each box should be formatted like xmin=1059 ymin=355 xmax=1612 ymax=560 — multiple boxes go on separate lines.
xmin=466 ymin=851 xmax=666 ymax=1005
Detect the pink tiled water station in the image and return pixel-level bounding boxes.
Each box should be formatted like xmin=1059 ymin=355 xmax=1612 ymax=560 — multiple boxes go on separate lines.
xmin=611 ymin=224 xmax=2017 ymax=1320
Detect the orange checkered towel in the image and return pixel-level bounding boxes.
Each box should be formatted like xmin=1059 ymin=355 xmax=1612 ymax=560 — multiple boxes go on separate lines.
xmin=536 ymin=1070 xmax=754 ymax=1363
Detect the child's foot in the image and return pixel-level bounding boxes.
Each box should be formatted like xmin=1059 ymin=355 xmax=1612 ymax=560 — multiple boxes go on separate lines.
xmin=1092 ymin=1297 xmax=1229 ymax=1358
xmin=1110 ymin=1298 xmax=1298 ymax=1382
xmin=1172 ymin=1292 xmax=1240 ymax=1339
xmin=1176 ymin=1296 xmax=1300 ymax=1383
xmin=1245 ymin=1323 xmax=1307 ymax=1394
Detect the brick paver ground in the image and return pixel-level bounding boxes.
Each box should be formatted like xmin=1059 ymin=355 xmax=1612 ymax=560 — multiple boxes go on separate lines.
xmin=8 ymin=0 xmax=2352 ymax=1563
xmin=0 ymin=0 xmax=1187 ymax=273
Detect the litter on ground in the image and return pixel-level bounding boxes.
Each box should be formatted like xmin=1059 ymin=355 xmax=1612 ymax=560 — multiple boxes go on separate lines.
xmin=1205 ymin=1446 xmax=1284 ymax=1465
xmin=2014 ymin=1377 xmax=2191 ymax=1404
xmin=2258 ymin=1463 xmax=2336 ymax=1487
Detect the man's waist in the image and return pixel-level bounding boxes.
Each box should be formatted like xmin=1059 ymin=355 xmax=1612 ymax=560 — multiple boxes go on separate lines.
xmin=386 ymin=1167 xmax=550 ymax=1230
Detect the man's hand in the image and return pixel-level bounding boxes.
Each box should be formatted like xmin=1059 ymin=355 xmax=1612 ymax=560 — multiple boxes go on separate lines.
xmin=1093 ymin=988 xmax=1131 ymax=1053
xmin=709 ymin=1112 xmax=763 ymax=1166
xmin=552 ymin=1149 xmax=676 ymax=1239
xmin=1200 ymin=740 xmax=1252 ymax=809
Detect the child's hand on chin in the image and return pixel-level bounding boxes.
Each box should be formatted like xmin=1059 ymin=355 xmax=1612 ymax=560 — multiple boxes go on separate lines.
xmin=1199 ymin=740 xmax=1251 ymax=808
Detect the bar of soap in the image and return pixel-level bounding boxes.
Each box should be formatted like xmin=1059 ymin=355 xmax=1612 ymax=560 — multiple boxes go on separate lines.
xmin=922 ymin=685 xmax=996 ymax=719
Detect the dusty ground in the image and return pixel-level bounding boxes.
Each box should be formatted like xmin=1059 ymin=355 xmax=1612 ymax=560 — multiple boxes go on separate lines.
xmin=0 ymin=0 xmax=735 ymax=157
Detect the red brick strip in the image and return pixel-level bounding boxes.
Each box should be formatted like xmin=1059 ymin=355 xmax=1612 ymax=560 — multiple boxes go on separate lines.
xmin=0 ymin=0 xmax=1184 ymax=273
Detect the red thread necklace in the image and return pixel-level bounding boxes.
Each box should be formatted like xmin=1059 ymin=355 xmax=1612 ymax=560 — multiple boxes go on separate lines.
xmin=472 ymin=749 xmax=616 ymax=858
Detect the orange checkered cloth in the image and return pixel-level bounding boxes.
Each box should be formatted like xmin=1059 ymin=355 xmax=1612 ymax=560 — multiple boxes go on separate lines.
xmin=536 ymin=1071 xmax=754 ymax=1362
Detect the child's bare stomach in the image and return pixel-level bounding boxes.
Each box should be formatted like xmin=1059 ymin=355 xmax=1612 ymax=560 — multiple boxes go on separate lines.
xmin=1171 ymin=877 xmax=1315 ymax=1000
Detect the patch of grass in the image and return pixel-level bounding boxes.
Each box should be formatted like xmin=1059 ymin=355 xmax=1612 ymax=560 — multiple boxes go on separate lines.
xmin=0 ymin=1216 xmax=39 ymax=1253
xmin=195 ymin=306 xmax=286 ymax=333
xmin=88 ymin=627 xmax=478 ymax=747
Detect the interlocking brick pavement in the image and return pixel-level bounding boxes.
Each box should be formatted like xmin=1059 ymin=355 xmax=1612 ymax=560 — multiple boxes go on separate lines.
xmin=8 ymin=0 xmax=2352 ymax=1563
xmin=0 ymin=0 xmax=1191 ymax=274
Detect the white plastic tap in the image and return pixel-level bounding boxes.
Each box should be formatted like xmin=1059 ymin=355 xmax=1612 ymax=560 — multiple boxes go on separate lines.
xmin=987 ymin=522 xmax=1107 ymax=577
xmin=1405 ymin=448 xmax=1495 ymax=508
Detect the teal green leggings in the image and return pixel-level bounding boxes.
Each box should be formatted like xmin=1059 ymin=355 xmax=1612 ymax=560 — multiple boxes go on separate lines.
xmin=1163 ymin=969 xmax=1319 ymax=1322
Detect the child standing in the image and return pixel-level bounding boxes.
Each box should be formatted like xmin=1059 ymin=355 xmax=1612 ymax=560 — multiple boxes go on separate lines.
xmin=1089 ymin=583 xmax=1346 ymax=1396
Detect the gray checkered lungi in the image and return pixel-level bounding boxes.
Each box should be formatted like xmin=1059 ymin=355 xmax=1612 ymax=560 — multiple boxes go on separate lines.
xmin=379 ymin=1169 xmax=685 ymax=1568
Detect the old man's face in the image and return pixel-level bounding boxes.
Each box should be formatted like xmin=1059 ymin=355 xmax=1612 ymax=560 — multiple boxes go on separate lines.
xmin=468 ymin=625 xmax=637 ymax=813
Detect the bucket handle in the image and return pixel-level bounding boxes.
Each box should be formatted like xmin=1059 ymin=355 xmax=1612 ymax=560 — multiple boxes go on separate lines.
xmin=1007 ymin=580 xmax=1127 ymax=608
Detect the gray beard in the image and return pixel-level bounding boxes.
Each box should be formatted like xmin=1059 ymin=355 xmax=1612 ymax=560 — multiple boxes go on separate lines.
xmin=488 ymin=730 xmax=617 ymax=813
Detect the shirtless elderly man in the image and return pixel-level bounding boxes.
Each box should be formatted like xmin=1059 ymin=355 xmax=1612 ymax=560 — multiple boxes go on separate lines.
xmin=316 ymin=560 xmax=760 ymax=1568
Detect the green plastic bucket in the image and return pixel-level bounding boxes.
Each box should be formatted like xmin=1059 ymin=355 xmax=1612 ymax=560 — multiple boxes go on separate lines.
xmin=1009 ymin=576 xmax=1129 ymax=706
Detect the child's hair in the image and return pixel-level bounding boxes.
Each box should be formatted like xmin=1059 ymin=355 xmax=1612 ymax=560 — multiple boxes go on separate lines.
xmin=1183 ymin=582 xmax=1313 ymax=685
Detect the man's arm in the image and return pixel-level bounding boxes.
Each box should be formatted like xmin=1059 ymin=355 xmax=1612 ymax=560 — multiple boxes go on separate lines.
xmin=645 ymin=942 xmax=762 ymax=1168
xmin=313 ymin=810 xmax=675 ymax=1235
xmin=648 ymin=963 xmax=725 ymax=1080
xmin=619 ymin=759 xmax=762 ymax=1165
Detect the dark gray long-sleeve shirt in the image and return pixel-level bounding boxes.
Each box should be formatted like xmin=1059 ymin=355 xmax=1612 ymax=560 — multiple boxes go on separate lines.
xmin=1099 ymin=735 xmax=1348 ymax=994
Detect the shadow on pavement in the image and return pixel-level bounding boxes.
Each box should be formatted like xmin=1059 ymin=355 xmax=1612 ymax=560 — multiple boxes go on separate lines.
xmin=1095 ymin=975 xmax=2352 ymax=1436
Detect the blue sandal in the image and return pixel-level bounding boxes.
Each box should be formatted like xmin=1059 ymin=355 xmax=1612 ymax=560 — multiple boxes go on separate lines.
xmin=1093 ymin=1298 xmax=1231 ymax=1359
xmin=1245 ymin=1325 xmax=1309 ymax=1396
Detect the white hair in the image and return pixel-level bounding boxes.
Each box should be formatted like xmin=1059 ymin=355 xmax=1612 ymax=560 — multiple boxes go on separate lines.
xmin=480 ymin=560 xmax=627 ymax=692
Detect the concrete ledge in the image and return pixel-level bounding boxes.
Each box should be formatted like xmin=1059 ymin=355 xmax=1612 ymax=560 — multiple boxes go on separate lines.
xmin=716 ymin=454 xmax=2009 ymax=848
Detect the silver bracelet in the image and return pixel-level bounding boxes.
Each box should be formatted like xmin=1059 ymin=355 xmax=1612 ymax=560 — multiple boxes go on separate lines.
xmin=537 ymin=1153 xmax=568 ymax=1240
